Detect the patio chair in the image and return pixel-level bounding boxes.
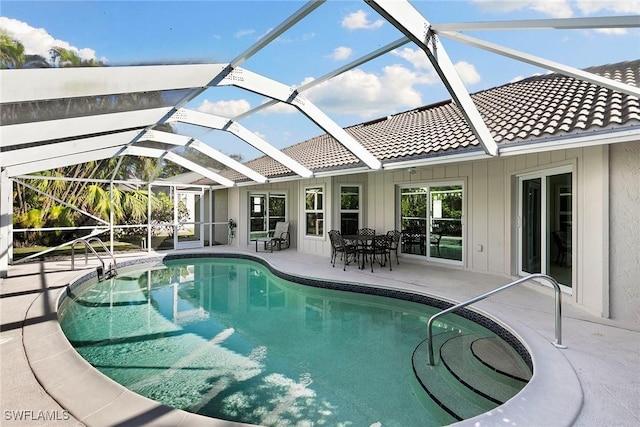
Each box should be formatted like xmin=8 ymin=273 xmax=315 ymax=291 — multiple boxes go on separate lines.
xmin=328 ymin=230 xmax=342 ymax=265
xmin=356 ymin=228 xmax=376 ymax=267
xmin=256 ymin=221 xmax=290 ymax=252
xmin=357 ymin=228 xmax=376 ymax=237
xmin=330 ymin=231 xmax=359 ymax=270
xmin=402 ymin=230 xmax=425 ymax=255
xmin=367 ymin=234 xmax=390 ymax=272
xmin=386 ymin=230 xmax=401 ymax=266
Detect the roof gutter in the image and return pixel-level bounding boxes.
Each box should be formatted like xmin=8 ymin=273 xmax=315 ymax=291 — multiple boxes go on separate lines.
xmin=382 ymin=150 xmax=490 ymax=170
xmin=498 ymin=127 xmax=640 ymax=156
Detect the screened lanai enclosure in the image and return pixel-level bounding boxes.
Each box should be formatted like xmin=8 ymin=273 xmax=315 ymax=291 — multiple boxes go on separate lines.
xmin=1 ymin=0 xmax=639 ymax=279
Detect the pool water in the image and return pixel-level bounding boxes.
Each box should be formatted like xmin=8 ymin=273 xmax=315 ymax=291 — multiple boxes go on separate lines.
xmin=59 ymin=257 xmax=520 ymax=426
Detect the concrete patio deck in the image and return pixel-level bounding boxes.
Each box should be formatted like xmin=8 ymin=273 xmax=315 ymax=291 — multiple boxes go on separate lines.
xmin=1 ymin=246 xmax=638 ymax=426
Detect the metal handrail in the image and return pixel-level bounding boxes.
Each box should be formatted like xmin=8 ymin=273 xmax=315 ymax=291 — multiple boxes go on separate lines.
xmin=71 ymin=237 xmax=117 ymax=280
xmin=85 ymin=236 xmax=118 ymax=273
xmin=426 ymin=273 xmax=566 ymax=366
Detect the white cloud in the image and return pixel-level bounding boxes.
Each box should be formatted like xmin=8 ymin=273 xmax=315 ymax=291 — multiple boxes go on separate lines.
xmin=197 ymin=99 xmax=251 ymax=117
xmin=341 ymin=10 xmax=384 ymax=30
xmin=531 ymin=0 xmax=573 ymax=18
xmin=300 ymin=66 xmax=432 ymax=118
xmin=470 ymin=0 xmax=573 ymax=18
xmin=454 ymin=61 xmax=482 ymax=85
xmin=594 ymin=27 xmax=629 ymax=35
xmin=330 ymin=46 xmax=353 ymax=61
xmin=254 ymin=131 xmax=267 ymax=140
xmin=235 ymin=29 xmax=255 ymax=38
xmin=393 ymin=48 xmax=482 ymax=86
xmin=0 ymin=17 xmax=99 ymax=62
xmin=392 ymin=47 xmax=432 ymax=70
xmin=576 ymin=0 xmax=640 ymax=14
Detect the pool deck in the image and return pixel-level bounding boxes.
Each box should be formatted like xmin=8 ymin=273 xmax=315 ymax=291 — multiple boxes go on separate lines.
xmin=1 ymin=246 xmax=639 ymax=426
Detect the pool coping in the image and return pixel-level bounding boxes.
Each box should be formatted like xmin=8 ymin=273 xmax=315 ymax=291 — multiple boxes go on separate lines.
xmin=27 ymin=252 xmax=582 ymax=426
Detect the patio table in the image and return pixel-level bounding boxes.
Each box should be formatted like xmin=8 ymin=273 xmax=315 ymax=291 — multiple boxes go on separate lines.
xmin=344 ymin=234 xmax=377 ymax=269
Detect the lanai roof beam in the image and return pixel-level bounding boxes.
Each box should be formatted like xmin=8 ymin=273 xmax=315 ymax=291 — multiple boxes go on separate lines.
xmin=233 ymin=36 xmax=411 ymax=121
xmin=123 ymin=146 xmax=235 ymax=187
xmin=217 ymin=68 xmax=383 ymax=169
xmin=140 ymin=130 xmax=269 ymax=183
xmin=170 ymin=108 xmax=314 ymax=178
xmin=432 ymin=15 xmax=640 ymax=32
xmin=365 ymin=0 xmax=499 ymax=157
xmin=437 ymin=31 xmax=640 ymax=98
xmin=229 ymin=0 xmax=324 ymax=69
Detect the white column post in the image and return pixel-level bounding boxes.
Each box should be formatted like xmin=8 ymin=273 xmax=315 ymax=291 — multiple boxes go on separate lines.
xmin=0 ymin=169 xmax=13 ymax=278
xmin=109 ymin=181 xmax=115 ymax=253
xmin=147 ymin=184 xmax=152 ymax=253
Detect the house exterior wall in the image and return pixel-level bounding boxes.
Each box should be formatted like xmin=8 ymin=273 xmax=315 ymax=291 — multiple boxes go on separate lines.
xmin=228 ymin=180 xmax=301 ymax=250
xmin=609 ymin=141 xmax=640 ymax=325
xmin=228 ymin=145 xmax=635 ymax=323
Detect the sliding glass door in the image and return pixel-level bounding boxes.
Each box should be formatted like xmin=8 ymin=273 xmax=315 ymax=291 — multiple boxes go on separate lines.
xmin=249 ymin=193 xmax=286 ymax=242
xmin=399 ymin=183 xmax=463 ymax=264
xmin=518 ymin=168 xmax=573 ymax=289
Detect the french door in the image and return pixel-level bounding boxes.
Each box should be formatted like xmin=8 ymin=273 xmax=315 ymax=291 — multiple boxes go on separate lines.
xmin=399 ymin=183 xmax=463 ymax=264
xmin=518 ymin=167 xmax=573 ymax=290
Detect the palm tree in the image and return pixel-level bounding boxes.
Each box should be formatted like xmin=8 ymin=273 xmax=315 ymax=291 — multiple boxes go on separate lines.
xmin=1 ymin=30 xmax=49 ymax=69
xmin=50 ymin=46 xmax=103 ymax=67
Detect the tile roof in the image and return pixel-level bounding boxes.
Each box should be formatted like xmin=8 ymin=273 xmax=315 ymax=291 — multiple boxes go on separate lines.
xmin=221 ymin=59 xmax=640 ymax=183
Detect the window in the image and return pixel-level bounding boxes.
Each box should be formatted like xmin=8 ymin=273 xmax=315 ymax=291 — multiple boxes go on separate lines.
xmin=249 ymin=192 xmax=286 ymax=241
xmin=340 ymin=185 xmax=360 ymax=235
xmin=305 ymin=186 xmax=324 ymax=236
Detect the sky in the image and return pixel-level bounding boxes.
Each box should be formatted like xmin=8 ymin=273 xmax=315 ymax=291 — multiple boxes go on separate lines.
xmin=2 ymin=0 xmax=639 ymax=161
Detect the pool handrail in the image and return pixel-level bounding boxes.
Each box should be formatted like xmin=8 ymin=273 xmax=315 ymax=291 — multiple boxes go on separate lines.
xmin=426 ymin=273 xmax=566 ymax=366
xmin=71 ymin=237 xmax=118 ymax=281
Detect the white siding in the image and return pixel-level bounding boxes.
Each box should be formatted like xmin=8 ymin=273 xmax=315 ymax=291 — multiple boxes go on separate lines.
xmin=609 ymin=141 xmax=640 ymax=325
xmin=231 ymin=146 xmax=627 ymax=321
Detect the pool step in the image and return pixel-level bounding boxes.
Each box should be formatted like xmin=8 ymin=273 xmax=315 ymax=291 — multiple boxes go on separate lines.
xmin=412 ymin=332 xmax=530 ymax=422
xmin=441 ymin=335 xmax=531 ymax=404
xmin=471 ymin=336 xmax=532 ymax=382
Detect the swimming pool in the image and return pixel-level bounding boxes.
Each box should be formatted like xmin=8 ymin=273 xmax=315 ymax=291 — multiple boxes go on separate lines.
xmin=58 ymin=254 xmax=532 ymax=426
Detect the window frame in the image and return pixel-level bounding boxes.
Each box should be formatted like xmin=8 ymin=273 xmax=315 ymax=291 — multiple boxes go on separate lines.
xmin=304 ymin=185 xmax=325 ymax=237
xmin=339 ymin=184 xmax=362 ymax=236
xmin=248 ymin=191 xmax=287 ymax=243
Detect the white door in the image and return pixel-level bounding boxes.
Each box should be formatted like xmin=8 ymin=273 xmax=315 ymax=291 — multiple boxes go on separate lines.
xmin=175 ymin=190 xmax=204 ymax=249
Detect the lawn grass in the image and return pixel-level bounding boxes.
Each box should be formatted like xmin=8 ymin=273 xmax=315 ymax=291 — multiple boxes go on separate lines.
xmin=13 ymin=241 xmax=141 ymax=261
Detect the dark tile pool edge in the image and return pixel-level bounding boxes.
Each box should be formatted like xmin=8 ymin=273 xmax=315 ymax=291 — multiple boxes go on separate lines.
xmin=62 ymin=252 xmax=532 ymax=372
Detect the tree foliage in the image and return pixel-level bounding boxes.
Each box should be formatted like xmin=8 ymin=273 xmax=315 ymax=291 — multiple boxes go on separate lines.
xmin=4 ymin=31 xmax=243 ymax=248
xmin=1 ymin=30 xmax=103 ymax=69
